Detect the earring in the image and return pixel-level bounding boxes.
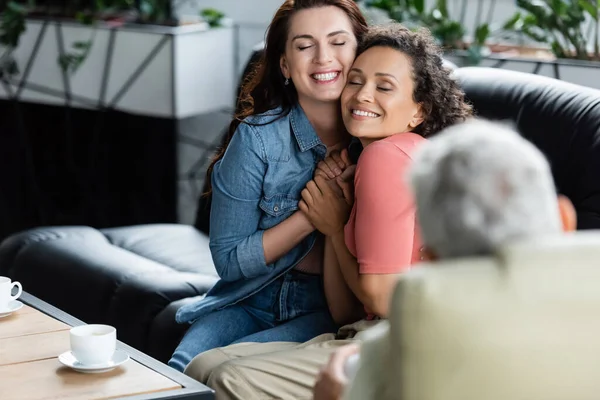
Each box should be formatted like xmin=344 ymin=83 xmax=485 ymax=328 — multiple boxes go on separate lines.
xmin=284 ymin=78 xmax=289 ymax=86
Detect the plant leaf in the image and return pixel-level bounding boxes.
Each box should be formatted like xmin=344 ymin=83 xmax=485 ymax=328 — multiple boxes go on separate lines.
xmin=474 ymin=23 xmax=490 ymax=45
xmin=578 ymin=0 xmax=598 ymax=19
xmin=413 ymin=0 xmax=425 ymax=14
xmin=75 ymin=12 xmax=95 ymax=25
xmin=503 ymin=12 xmax=523 ymax=30
xmin=1 ymin=2 xmax=27 ymax=48
xmin=73 ymin=40 xmax=92 ymax=50
xmin=435 ymin=0 xmax=449 ymax=17
xmin=200 ymin=8 xmax=225 ymax=27
xmin=551 ymin=40 xmax=566 ymax=57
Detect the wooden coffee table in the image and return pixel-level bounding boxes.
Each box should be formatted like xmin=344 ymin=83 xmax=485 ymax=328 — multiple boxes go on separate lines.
xmin=0 ymin=292 xmax=214 ymax=400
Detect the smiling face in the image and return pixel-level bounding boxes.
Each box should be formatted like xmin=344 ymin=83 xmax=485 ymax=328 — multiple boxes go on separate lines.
xmin=280 ymin=6 xmax=358 ymax=107
xmin=341 ymin=46 xmax=424 ymax=146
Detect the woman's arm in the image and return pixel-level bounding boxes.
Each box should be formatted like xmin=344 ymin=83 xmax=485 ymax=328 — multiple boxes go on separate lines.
xmin=301 ymin=140 xmax=417 ymax=318
xmin=339 ymin=141 xmax=417 ymax=317
xmin=322 ymin=235 xmax=365 ymax=325
xmin=262 ymin=211 xmax=315 ymax=264
xmin=330 ymin=232 xmax=399 ymax=318
xmin=301 ymin=177 xmax=397 ymax=317
xmin=210 ymin=123 xmax=314 ymax=282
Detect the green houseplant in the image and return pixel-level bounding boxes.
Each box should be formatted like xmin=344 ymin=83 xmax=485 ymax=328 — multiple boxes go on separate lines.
xmin=1 ymin=0 xmax=136 ymax=75
xmin=365 ymin=0 xmax=466 ymax=48
xmin=362 ymin=0 xmax=599 ymax=64
xmin=199 ymin=7 xmax=224 ymax=28
xmin=503 ymin=0 xmax=599 ymax=61
xmin=363 ymin=0 xmax=495 ymax=64
xmin=0 ymin=1 xmax=27 ymax=75
xmin=0 ymin=0 xmax=226 ymax=76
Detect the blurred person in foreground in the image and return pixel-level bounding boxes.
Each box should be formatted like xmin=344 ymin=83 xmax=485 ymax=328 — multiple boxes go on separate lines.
xmin=314 ymin=118 xmax=577 ymax=400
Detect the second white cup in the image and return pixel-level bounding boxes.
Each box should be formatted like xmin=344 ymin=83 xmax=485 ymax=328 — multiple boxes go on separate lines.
xmin=70 ymin=324 xmax=116 ymax=366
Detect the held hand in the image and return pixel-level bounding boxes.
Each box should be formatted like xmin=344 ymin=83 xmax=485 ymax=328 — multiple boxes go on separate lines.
xmin=313 ymin=344 xmax=361 ymax=400
xmin=315 ymin=149 xmax=352 ymax=179
xmin=323 ymin=159 xmax=356 ymax=200
xmin=299 ymin=175 xmax=352 ymax=236
xmin=336 ymin=165 xmax=356 ymax=207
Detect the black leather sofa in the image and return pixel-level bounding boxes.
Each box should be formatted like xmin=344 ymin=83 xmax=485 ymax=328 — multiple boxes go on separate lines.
xmin=2 ymin=63 xmax=600 ymax=364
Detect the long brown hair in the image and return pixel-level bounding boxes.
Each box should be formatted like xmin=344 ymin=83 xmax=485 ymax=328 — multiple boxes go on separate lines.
xmin=206 ymin=0 xmax=368 ymax=189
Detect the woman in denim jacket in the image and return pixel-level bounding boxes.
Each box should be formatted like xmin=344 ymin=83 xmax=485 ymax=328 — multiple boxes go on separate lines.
xmin=168 ymin=0 xmax=368 ymax=372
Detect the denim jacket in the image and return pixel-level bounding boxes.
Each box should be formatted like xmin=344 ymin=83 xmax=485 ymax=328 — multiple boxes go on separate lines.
xmin=176 ymin=104 xmax=329 ymax=324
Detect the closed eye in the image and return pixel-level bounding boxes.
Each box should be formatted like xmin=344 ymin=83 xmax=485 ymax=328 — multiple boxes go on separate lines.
xmin=378 ymin=87 xmax=392 ymax=92
xmin=298 ymin=45 xmax=312 ymax=51
xmin=333 ymin=42 xmax=346 ymax=46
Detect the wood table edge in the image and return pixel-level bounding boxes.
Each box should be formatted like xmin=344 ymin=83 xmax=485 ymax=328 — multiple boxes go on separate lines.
xmin=19 ymin=292 xmax=215 ymax=400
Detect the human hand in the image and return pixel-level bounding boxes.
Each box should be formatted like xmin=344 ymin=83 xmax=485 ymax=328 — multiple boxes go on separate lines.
xmin=299 ymin=175 xmax=352 ymax=236
xmin=315 ymin=149 xmax=352 ymax=180
xmin=335 ymin=165 xmax=356 ymax=207
xmin=313 ymin=344 xmax=361 ymax=400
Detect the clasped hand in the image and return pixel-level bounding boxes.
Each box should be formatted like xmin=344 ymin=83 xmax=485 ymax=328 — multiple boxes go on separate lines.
xmin=299 ymin=149 xmax=356 ymax=236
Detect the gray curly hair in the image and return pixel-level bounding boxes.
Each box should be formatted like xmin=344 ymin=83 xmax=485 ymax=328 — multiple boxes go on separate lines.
xmin=408 ymin=119 xmax=562 ymax=259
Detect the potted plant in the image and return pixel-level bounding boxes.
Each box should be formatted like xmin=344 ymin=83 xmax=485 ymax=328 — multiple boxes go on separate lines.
xmin=360 ymin=0 xmax=600 ymax=88
xmin=361 ymin=0 xmax=494 ymax=64
xmin=460 ymin=0 xmax=600 ymax=88
xmin=501 ymin=0 xmax=599 ymax=61
xmin=0 ymin=0 xmax=234 ymax=116
xmin=0 ymin=1 xmax=229 ymax=74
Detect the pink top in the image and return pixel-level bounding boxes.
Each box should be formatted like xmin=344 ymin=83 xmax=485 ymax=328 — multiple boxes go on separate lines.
xmin=345 ymin=133 xmax=426 ymax=277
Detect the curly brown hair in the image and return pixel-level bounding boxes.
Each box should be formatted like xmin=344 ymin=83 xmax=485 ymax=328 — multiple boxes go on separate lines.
xmin=357 ymin=24 xmax=473 ymax=138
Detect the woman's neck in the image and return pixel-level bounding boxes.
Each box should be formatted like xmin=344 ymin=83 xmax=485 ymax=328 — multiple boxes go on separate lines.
xmin=299 ymin=98 xmax=347 ymax=147
xmin=359 ymin=138 xmax=375 ymax=148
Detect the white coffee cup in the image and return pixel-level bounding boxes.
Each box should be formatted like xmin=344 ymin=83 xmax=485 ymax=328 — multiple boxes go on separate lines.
xmin=0 ymin=277 xmax=22 ymax=311
xmin=70 ymin=324 xmax=116 ymax=366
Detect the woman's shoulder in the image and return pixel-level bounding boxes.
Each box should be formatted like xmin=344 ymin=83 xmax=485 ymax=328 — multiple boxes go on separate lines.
xmin=234 ymin=107 xmax=295 ymax=159
xmin=242 ymin=106 xmax=288 ymax=126
xmin=379 ymin=132 xmax=426 ymax=158
xmin=360 ymin=133 xmax=426 ymax=165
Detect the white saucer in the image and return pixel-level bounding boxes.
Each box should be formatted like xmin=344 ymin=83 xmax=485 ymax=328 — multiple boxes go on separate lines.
xmin=0 ymin=300 xmax=23 ymax=318
xmin=58 ymin=349 xmax=130 ymax=373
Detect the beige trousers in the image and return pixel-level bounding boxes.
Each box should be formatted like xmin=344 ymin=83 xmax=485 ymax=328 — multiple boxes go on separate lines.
xmin=184 ymin=320 xmax=381 ymax=400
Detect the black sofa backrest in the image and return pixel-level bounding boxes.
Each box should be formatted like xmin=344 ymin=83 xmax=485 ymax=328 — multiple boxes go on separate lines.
xmin=454 ymin=67 xmax=600 ymax=230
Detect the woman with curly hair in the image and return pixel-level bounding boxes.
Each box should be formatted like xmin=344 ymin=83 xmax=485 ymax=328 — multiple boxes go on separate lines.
xmin=184 ymin=23 xmax=472 ymax=400
xmin=302 ymin=23 xmax=474 ymax=325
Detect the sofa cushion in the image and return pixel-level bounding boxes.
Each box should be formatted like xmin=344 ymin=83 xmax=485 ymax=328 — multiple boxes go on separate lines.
xmin=100 ymin=224 xmax=218 ymax=276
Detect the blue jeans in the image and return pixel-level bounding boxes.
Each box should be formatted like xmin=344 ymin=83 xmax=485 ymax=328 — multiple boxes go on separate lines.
xmin=168 ymin=270 xmax=337 ymax=372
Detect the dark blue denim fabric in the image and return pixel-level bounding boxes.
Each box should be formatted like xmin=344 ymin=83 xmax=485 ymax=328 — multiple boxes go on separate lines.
xmin=168 ymin=270 xmax=337 ymax=372
xmin=176 ymin=104 xmax=329 ymax=325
